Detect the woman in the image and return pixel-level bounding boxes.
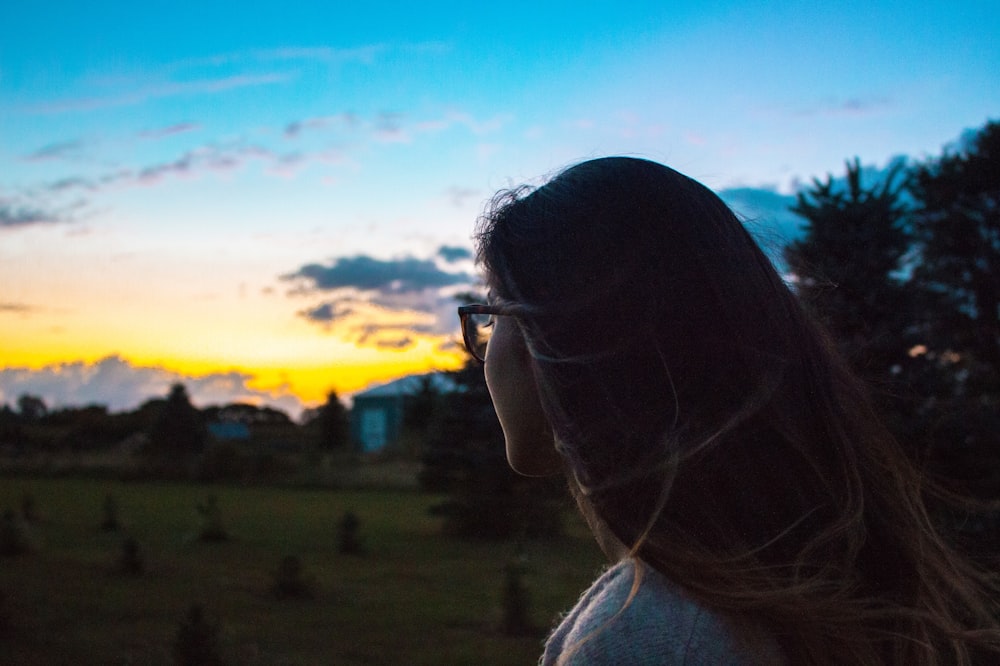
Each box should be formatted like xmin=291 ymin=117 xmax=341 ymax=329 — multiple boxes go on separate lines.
xmin=458 ymin=157 xmax=1000 ymax=664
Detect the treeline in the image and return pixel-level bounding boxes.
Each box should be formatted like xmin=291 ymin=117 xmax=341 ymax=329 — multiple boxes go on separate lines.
xmin=786 ymin=119 xmax=999 ymax=499
xmin=0 ymin=383 xmax=351 ymax=481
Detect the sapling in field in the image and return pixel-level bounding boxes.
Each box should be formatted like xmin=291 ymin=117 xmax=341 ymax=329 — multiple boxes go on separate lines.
xmin=196 ymin=494 xmax=228 ymax=542
xmin=271 ymin=554 xmax=317 ymax=599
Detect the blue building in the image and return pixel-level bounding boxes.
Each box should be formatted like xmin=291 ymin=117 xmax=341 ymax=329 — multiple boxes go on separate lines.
xmin=350 ymin=372 xmax=460 ymax=454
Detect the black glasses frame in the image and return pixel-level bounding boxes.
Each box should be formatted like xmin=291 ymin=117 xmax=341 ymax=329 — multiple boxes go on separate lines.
xmin=457 ymin=303 xmax=507 ymax=363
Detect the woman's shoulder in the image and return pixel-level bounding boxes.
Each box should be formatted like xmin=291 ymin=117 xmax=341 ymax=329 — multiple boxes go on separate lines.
xmin=541 ymin=558 xmax=783 ymax=665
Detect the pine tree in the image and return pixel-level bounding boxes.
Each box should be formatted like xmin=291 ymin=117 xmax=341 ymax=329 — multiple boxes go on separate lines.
xmin=907 ymin=121 xmax=1000 ymax=497
xmin=784 ymin=157 xmax=912 ymax=384
xmin=316 ymin=390 xmax=350 ymax=450
xmin=149 ymin=384 xmax=206 ymax=459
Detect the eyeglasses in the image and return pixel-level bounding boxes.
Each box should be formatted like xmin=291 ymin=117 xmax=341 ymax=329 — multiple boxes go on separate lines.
xmin=457 ymin=304 xmax=505 ymax=363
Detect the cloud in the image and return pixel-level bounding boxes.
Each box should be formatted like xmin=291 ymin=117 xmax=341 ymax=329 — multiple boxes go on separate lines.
xmin=177 ymin=44 xmax=389 ymax=69
xmin=437 ymin=245 xmax=473 ymax=263
xmin=374 ymin=112 xmax=409 ymax=143
xmin=795 ymin=96 xmax=892 ymax=118
xmin=284 ymin=255 xmax=471 ymax=293
xmin=351 ymin=323 xmax=417 ymax=350
xmin=29 ymin=73 xmax=292 ymax=114
xmin=444 ymin=187 xmax=480 ymax=208
xmin=22 ymin=43 xmax=411 ymax=116
xmin=0 ymin=355 xmax=304 ymax=418
xmin=138 ymin=122 xmax=200 ymax=139
xmin=284 ymin=113 xmax=358 ymax=138
xmin=281 ymin=109 xmax=507 ymax=147
xmin=36 ymin=143 xmax=306 ymax=195
xmin=22 ymin=140 xmax=86 ymax=162
xmin=283 ymin=250 xmax=478 ymax=346
xmin=0 ymin=302 xmax=38 ymax=314
xmin=0 ymin=203 xmax=59 ymax=227
xmin=0 ymin=197 xmax=78 ymax=228
xmin=134 ymin=144 xmax=258 ymax=185
xmin=299 ymin=301 xmax=356 ymax=323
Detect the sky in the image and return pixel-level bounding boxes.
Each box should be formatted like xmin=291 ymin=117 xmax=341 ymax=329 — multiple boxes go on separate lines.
xmin=1 ymin=1 xmax=998 ymax=418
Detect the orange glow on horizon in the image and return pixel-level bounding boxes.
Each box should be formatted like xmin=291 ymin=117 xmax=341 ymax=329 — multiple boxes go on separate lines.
xmin=1 ymin=319 xmax=468 ymax=409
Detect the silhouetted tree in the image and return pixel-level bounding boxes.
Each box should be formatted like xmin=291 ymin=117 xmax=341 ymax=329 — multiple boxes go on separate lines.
xmin=405 ymin=375 xmax=440 ymax=433
xmin=315 ymin=390 xmax=349 ymax=450
xmin=782 ymin=157 xmax=931 ymax=454
xmin=783 ymin=121 xmax=1000 ymax=500
xmin=148 ymin=384 xmax=206 ymax=465
xmin=420 ymin=361 xmax=563 ymax=540
xmin=784 ymin=157 xmax=912 ymax=384
xmin=16 ymin=394 xmax=47 ymax=421
xmin=0 ymin=404 xmax=22 ymax=447
xmin=907 ymin=120 xmax=1000 ymax=496
xmin=54 ymin=404 xmax=115 ymax=450
xmin=910 ymin=121 xmax=1000 ymax=385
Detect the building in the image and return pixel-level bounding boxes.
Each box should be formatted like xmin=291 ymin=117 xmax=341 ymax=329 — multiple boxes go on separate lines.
xmin=350 ymin=372 xmax=460 ymax=454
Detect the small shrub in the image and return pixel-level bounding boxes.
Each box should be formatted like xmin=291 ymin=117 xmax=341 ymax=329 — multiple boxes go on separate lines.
xmin=337 ymin=510 xmax=365 ymax=555
xmin=271 ymin=555 xmax=316 ymax=599
xmin=173 ymin=603 xmax=225 ymax=666
xmin=498 ymin=558 xmax=534 ymax=636
xmin=196 ymin=495 xmax=228 ymax=542
xmin=100 ymin=494 xmax=121 ymax=532
xmin=0 ymin=590 xmax=9 ymax=635
xmin=118 ymin=536 xmax=144 ymax=575
xmin=20 ymin=492 xmax=38 ymax=523
xmin=0 ymin=508 xmax=33 ymax=557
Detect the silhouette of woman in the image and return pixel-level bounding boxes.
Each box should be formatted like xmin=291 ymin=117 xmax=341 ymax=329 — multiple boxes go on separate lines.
xmin=459 ymin=157 xmax=1000 ymax=665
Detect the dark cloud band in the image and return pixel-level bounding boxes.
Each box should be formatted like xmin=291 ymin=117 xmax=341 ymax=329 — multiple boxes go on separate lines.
xmin=284 ymin=254 xmax=471 ymax=293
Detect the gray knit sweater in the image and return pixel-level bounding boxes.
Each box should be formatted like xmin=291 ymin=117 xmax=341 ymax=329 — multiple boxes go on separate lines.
xmin=541 ymin=559 xmax=784 ymax=665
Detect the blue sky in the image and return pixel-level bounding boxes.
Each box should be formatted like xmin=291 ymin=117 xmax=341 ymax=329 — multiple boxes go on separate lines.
xmin=1 ymin=0 xmax=997 ymax=417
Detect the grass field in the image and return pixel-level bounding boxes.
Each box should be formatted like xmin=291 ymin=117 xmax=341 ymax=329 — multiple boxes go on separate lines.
xmin=0 ymin=477 xmax=605 ymax=665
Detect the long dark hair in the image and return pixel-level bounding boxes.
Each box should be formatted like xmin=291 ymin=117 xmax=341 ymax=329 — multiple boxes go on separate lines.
xmin=476 ymin=157 xmax=1000 ymax=664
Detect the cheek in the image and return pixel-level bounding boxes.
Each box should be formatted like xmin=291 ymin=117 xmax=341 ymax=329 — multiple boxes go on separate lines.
xmin=484 ymin=325 xmax=561 ymax=476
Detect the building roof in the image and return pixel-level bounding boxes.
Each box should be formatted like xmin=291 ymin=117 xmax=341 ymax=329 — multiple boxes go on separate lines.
xmin=353 ymin=372 xmax=461 ymax=400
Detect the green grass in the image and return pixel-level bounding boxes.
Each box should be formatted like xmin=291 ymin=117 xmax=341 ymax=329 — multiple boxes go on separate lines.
xmin=0 ymin=478 xmax=604 ymax=665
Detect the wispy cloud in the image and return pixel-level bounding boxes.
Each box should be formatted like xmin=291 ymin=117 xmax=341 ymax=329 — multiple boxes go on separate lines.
xmin=173 ymin=44 xmax=389 ymax=70
xmin=0 ymin=196 xmax=80 ymax=228
xmin=284 ymin=113 xmax=358 ymax=138
xmin=11 ymin=104 xmax=496 ymax=236
xmin=0 ymin=302 xmax=39 ymax=314
xmin=374 ymin=112 xmax=409 ymax=143
xmin=443 ymin=186 xmax=481 ymax=208
xmin=282 ymin=109 xmax=509 ymax=144
xmin=794 ymin=95 xmax=892 ymax=118
xmin=28 ymin=72 xmax=293 ymax=114
xmin=138 ymin=122 xmax=201 ymax=139
xmin=35 ymin=141 xmax=332 ymax=194
xmin=21 ymin=140 xmax=87 ymax=162
xmin=21 ymin=42 xmax=426 ymax=116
